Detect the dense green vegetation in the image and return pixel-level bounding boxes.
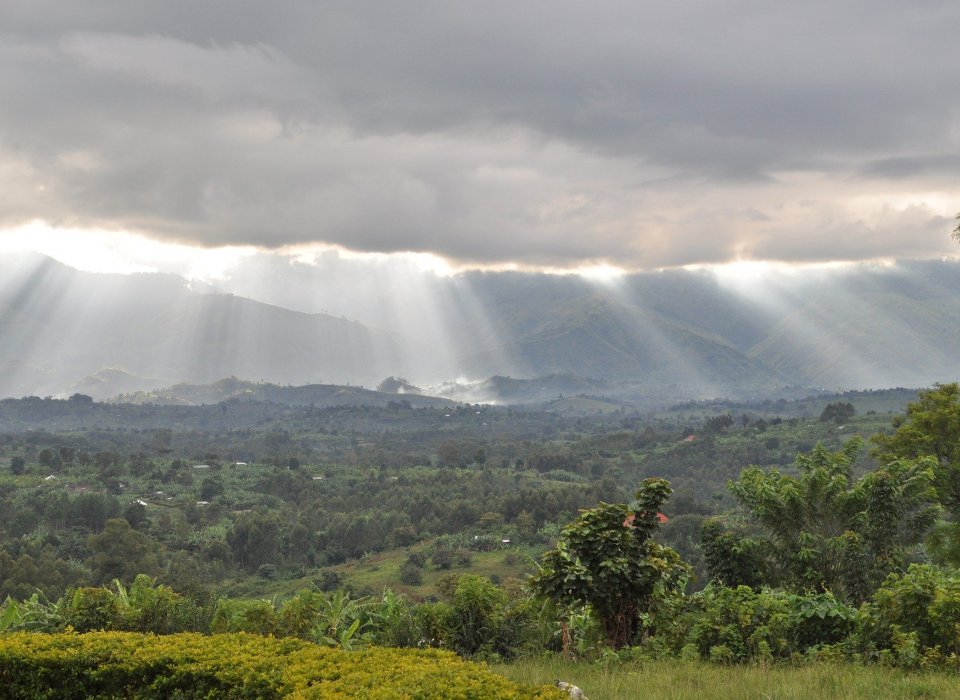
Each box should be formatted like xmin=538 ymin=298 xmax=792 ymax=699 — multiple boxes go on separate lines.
xmin=3 ymin=384 xmax=960 ymax=696
xmin=0 ymin=631 xmax=559 ymax=699
xmin=0 ymin=387 xmax=907 ymax=602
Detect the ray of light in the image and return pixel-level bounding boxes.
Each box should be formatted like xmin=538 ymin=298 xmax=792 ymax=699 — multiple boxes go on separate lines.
xmin=0 ymin=220 xmax=257 ymax=281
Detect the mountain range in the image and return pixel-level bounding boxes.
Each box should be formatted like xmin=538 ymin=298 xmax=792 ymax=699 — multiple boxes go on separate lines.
xmin=1 ymin=253 xmax=959 ymax=402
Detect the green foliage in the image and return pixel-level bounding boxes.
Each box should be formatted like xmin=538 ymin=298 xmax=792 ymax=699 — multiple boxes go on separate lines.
xmin=530 ymin=478 xmax=689 ymax=648
xmin=855 ymin=564 xmax=960 ymax=667
xmin=703 ymin=414 xmax=735 ymax=433
xmin=449 ymin=575 xmax=507 ymax=657
xmin=820 ymin=401 xmax=856 ymax=424
xmin=874 ymin=383 xmax=960 ymax=512
xmin=88 ymin=518 xmax=160 ymax=584
xmin=309 ymin=589 xmax=371 ymax=650
xmin=3 ymin=383 xmax=959 ymax=670
xmin=927 ymin=521 xmax=960 ymax=567
xmin=727 ymin=439 xmax=940 ymax=601
xmin=369 ymin=589 xmax=419 ymax=648
xmin=399 ymin=560 xmax=424 ymax=585
xmin=116 ymin=575 xmax=210 ymax=633
xmin=700 ymin=518 xmax=768 ymax=589
xmin=0 ymin=631 xmax=561 ymax=699
xmin=64 ymin=587 xmax=124 ymax=632
xmin=657 ymin=585 xmax=857 ymax=663
xmin=210 ymin=598 xmax=278 ymax=636
xmin=0 ymin=592 xmax=64 ymax=633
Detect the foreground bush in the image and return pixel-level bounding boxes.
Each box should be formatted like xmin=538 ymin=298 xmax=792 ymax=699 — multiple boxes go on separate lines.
xmin=651 ymin=584 xmax=857 ymax=663
xmin=0 ymin=631 xmax=562 ymax=699
xmin=853 ymin=564 xmax=960 ymax=667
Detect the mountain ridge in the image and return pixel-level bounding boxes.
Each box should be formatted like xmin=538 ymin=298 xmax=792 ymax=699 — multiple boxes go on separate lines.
xmin=2 ymin=254 xmax=960 ymax=400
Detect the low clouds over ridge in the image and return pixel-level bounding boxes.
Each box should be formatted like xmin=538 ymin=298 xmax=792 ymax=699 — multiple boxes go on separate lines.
xmin=1 ymin=1 xmax=958 ymax=269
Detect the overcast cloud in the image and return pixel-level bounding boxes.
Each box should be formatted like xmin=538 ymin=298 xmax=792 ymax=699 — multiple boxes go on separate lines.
xmin=1 ymin=0 xmax=958 ymax=269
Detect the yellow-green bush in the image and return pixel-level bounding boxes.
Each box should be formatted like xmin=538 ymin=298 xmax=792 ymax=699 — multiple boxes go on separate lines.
xmin=0 ymin=631 xmax=562 ymax=699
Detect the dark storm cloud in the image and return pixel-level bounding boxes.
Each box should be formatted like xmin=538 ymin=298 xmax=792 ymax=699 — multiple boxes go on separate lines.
xmin=1 ymin=0 xmax=958 ymax=267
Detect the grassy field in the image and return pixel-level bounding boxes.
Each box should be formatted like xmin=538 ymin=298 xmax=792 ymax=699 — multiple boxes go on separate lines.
xmin=217 ymin=542 xmax=539 ymax=599
xmin=330 ymin=545 xmax=538 ymax=598
xmin=494 ymin=657 xmax=960 ymax=700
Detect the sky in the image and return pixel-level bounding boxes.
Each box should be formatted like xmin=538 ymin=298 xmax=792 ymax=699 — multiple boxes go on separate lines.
xmin=1 ymin=0 xmax=959 ymax=279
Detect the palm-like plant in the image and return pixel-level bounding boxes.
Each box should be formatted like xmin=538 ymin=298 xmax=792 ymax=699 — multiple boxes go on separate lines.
xmin=311 ymin=590 xmax=371 ymax=650
xmin=729 ymin=439 xmax=940 ymax=601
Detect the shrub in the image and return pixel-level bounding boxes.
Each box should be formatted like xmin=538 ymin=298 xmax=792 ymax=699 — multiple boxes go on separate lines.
xmin=399 ymin=560 xmax=423 ymax=585
xmin=659 ymin=585 xmax=857 ymax=663
xmin=62 ymin=587 xmax=123 ymax=632
xmin=855 ymin=564 xmax=960 ymax=666
xmin=210 ymin=598 xmax=278 ymax=636
xmin=0 ymin=631 xmax=563 ymax=698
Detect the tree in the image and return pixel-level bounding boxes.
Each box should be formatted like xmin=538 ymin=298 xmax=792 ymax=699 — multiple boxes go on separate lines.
xmin=728 ymin=439 xmax=940 ymax=601
xmin=700 ymin=517 xmax=769 ymax=589
xmin=529 ymin=478 xmax=689 ymax=649
xmin=10 ymin=456 xmax=25 ymax=475
xmin=399 ymin=560 xmax=424 ymax=585
xmin=873 ymin=383 xmax=960 ymax=565
xmin=704 ymin=413 xmax=735 ymax=433
xmin=820 ymin=401 xmax=856 ymax=424
xmin=88 ymin=518 xmax=160 ymax=584
xmin=38 ymin=448 xmax=61 ymax=471
xmin=873 ymin=383 xmax=960 ymax=511
xmin=953 ymin=213 xmax=960 ymax=243
xmin=227 ymin=510 xmax=283 ymax=571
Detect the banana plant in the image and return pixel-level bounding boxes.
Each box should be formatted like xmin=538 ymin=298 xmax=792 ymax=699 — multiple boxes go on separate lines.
xmin=310 ymin=590 xmax=371 ymax=649
xmin=0 ymin=598 xmax=21 ymax=632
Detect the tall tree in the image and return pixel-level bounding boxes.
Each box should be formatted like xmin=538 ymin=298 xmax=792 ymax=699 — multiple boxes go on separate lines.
xmin=873 ymin=383 xmax=960 ymax=511
xmin=88 ymin=518 xmax=160 ymax=584
xmin=873 ymin=383 xmax=960 ymax=565
xmin=727 ymin=439 xmax=940 ymax=601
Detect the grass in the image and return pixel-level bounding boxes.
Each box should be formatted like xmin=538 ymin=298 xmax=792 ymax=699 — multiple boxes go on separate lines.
xmin=335 ymin=545 xmax=538 ymax=599
xmin=217 ymin=542 xmax=539 ymax=600
xmin=493 ymin=657 xmax=960 ymax=700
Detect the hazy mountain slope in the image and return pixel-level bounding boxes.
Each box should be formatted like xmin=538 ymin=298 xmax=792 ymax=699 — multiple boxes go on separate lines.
xmin=453 ymin=274 xmax=786 ymax=392
xmin=749 ymin=262 xmax=960 ymax=388
xmin=3 ymin=254 xmax=960 ymax=399
xmin=68 ymin=368 xmax=171 ymax=400
xmin=0 ymin=255 xmax=406 ymax=397
xmin=459 ymin=293 xmax=785 ymax=390
xmin=621 ymin=270 xmax=775 ymax=351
